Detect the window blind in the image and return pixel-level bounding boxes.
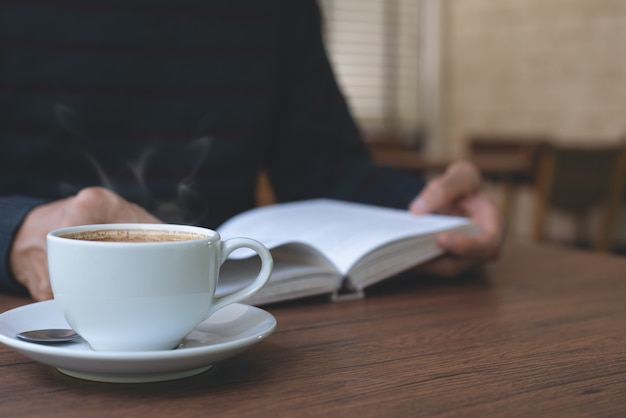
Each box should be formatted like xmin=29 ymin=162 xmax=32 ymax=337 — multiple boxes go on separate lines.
xmin=319 ymin=0 xmax=420 ymax=142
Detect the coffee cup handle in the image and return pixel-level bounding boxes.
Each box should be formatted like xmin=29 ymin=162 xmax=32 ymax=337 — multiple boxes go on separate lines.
xmin=210 ymin=237 xmax=273 ymax=313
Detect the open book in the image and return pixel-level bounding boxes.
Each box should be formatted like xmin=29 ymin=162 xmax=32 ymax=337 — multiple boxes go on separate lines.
xmin=216 ymin=199 xmax=477 ymax=305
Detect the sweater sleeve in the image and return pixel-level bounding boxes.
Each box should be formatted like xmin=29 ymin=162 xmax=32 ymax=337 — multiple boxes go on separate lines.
xmin=267 ymin=0 xmax=425 ymax=209
xmin=0 ymin=196 xmax=47 ymax=295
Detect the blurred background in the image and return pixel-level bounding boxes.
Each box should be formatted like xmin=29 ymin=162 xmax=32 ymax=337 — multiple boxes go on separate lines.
xmin=317 ymin=0 xmax=626 ymax=254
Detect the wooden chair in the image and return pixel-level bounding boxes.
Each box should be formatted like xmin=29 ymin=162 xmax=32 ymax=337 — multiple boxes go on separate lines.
xmin=256 ymin=170 xmax=276 ymax=206
xmin=532 ymin=143 xmax=626 ymax=251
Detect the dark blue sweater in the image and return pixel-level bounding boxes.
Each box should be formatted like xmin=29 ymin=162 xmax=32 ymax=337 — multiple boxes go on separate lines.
xmin=0 ymin=0 xmax=425 ymax=294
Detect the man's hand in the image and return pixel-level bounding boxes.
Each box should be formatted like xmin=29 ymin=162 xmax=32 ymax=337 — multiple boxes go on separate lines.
xmin=409 ymin=160 xmax=502 ymax=277
xmin=10 ymin=187 xmax=161 ymax=300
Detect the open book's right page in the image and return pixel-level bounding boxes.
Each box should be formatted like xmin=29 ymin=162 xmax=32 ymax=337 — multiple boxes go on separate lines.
xmin=217 ymin=199 xmax=475 ymax=276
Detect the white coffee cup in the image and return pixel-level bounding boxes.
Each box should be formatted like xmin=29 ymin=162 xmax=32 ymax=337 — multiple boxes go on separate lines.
xmin=47 ymin=223 xmax=273 ymax=352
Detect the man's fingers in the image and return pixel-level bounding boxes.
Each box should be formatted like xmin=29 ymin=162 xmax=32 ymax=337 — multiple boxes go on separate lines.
xmin=407 ymin=160 xmax=502 ymax=279
xmin=410 ymin=160 xmax=482 ymax=215
xmin=12 ymin=246 xmax=53 ymax=301
xmin=436 ymin=194 xmax=501 ymax=261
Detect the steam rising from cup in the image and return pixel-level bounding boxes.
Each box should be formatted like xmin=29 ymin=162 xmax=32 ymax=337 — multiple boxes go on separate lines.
xmin=54 ymin=104 xmax=213 ymax=224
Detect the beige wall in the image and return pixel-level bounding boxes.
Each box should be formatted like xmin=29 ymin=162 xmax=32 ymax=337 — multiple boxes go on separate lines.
xmin=441 ymin=0 xmax=626 ymax=157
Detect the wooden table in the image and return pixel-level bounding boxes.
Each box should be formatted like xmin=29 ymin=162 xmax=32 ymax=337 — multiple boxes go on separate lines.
xmin=1 ymin=240 xmax=626 ymax=417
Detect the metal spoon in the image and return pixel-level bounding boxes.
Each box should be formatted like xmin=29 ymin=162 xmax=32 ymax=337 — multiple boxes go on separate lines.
xmin=16 ymin=329 xmax=81 ymax=344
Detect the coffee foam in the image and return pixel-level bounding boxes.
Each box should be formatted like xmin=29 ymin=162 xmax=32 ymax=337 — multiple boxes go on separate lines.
xmin=62 ymin=229 xmax=207 ymax=243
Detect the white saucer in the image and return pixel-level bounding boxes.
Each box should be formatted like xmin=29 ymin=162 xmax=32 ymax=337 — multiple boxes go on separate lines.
xmin=0 ymin=300 xmax=276 ymax=383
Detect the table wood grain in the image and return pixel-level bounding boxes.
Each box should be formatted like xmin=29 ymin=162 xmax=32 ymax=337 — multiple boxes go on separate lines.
xmin=1 ymin=240 xmax=625 ymax=417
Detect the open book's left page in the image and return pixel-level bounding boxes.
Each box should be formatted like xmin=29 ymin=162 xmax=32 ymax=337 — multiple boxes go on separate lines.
xmin=217 ymin=243 xmax=342 ymax=305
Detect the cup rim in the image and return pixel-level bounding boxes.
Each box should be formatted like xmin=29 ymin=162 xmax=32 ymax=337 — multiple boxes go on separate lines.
xmin=47 ymin=223 xmax=218 ymax=245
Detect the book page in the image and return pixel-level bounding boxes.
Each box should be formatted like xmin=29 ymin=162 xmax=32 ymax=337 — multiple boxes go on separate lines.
xmin=217 ymin=199 xmax=472 ymax=275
